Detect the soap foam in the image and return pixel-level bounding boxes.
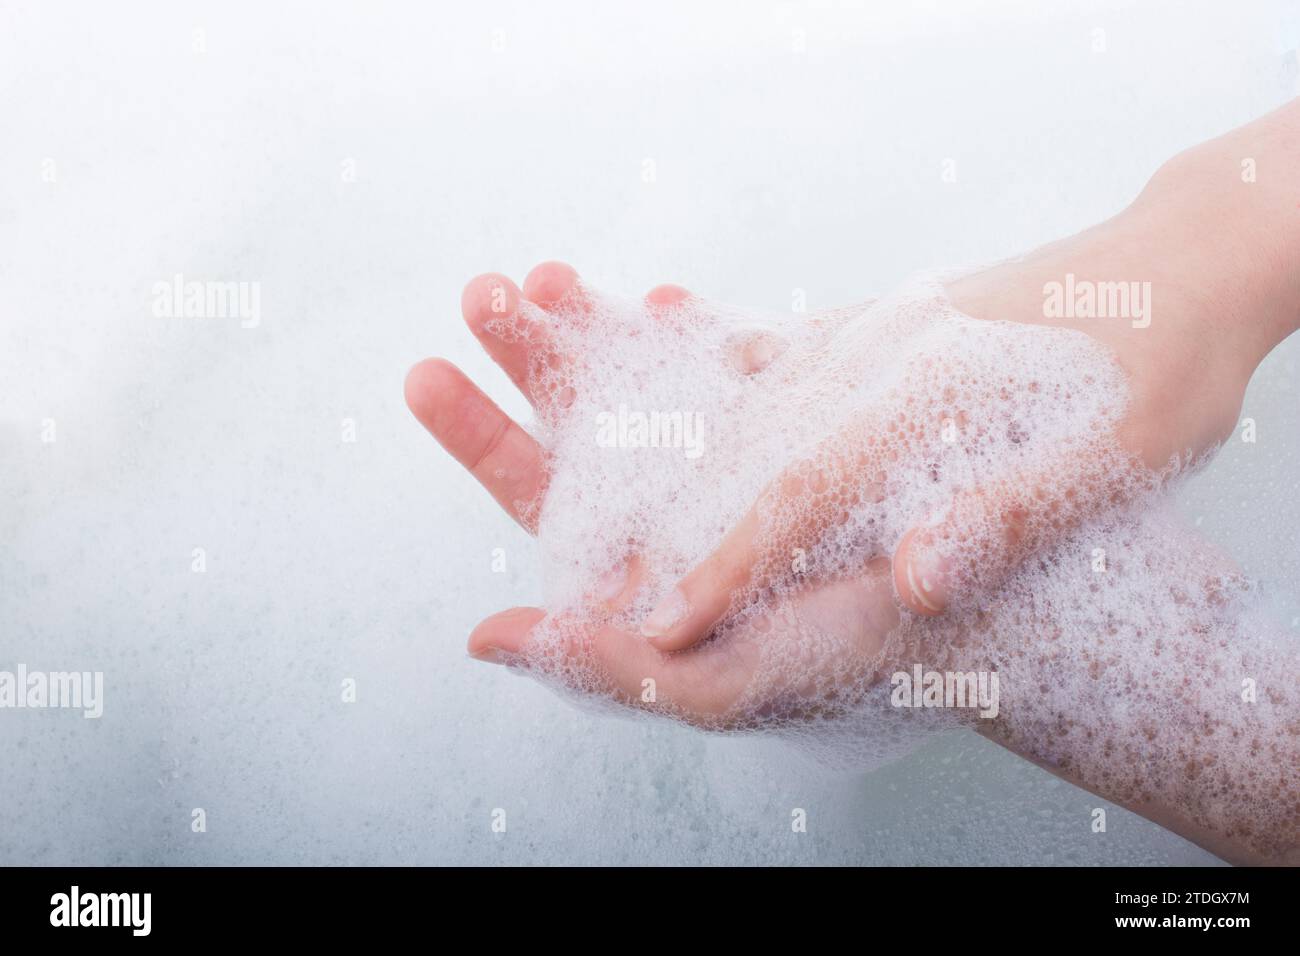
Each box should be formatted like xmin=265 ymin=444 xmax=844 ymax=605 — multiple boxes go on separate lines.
xmin=490 ymin=273 xmax=1297 ymax=860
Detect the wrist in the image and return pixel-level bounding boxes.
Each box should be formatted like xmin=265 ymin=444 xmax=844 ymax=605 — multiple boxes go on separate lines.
xmin=1132 ymin=101 xmax=1300 ymax=381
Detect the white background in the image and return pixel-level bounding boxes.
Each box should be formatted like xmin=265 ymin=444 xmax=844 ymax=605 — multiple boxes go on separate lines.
xmin=1 ymin=0 xmax=1296 ymax=864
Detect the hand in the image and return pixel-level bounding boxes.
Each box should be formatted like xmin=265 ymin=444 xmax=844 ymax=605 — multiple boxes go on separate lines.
xmin=644 ymin=106 xmax=1300 ymax=650
xmin=405 ymin=262 xmax=904 ymax=726
xmin=405 ymin=261 xmax=1297 ymax=864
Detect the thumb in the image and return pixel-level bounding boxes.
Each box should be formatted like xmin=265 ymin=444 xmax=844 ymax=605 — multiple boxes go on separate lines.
xmin=891 ymin=488 xmax=1028 ymax=617
xmin=892 ymin=447 xmax=1146 ymax=616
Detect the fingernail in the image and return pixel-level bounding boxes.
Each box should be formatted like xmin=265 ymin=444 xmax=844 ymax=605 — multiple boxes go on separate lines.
xmin=470 ymin=646 xmax=506 ymax=665
xmin=640 ymin=588 xmax=690 ymax=638
xmin=905 ymin=547 xmax=948 ymax=615
xmin=596 ymin=563 xmax=629 ymax=602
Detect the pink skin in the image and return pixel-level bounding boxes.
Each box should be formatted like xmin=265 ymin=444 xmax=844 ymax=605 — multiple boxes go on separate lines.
xmin=406 ymin=262 xmax=900 ymax=720
xmin=405 ymin=100 xmax=1300 ymax=866
xmin=418 ymin=101 xmax=1300 ymax=663
xmin=614 ymin=99 xmax=1300 ymax=654
xmin=406 ymin=260 xmax=1297 ymax=864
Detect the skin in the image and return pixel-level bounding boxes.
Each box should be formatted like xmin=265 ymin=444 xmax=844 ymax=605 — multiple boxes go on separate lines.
xmin=406 ymin=100 xmax=1300 ymax=863
xmin=643 ymin=98 xmax=1300 ymax=646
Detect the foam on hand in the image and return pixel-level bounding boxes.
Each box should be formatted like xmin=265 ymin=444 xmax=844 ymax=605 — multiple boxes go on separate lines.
xmin=488 ymin=273 xmax=1296 ymax=860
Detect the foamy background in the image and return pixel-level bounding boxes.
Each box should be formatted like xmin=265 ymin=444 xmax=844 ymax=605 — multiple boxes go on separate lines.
xmin=0 ymin=0 xmax=1296 ymax=865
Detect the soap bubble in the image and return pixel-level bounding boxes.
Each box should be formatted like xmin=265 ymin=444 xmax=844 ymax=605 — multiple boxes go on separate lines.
xmin=498 ymin=272 xmax=1296 ymax=860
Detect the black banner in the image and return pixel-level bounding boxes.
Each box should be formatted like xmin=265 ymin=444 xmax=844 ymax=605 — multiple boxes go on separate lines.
xmin=0 ymin=866 xmax=1285 ymax=942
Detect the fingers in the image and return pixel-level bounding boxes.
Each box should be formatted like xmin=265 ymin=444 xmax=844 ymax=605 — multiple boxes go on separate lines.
xmin=468 ymin=606 xmax=547 ymax=662
xmin=460 ymin=273 xmax=540 ymax=399
xmin=524 ymin=260 xmax=588 ymax=311
xmin=639 ymin=432 xmax=885 ymax=653
xmin=404 ymin=358 xmax=548 ymax=532
xmin=891 ymin=445 xmax=1141 ymax=616
xmin=638 ymin=509 xmax=761 ymax=652
xmin=470 ymin=538 xmax=750 ymax=721
xmin=644 ymin=281 xmax=786 ymax=373
xmin=589 ymin=554 xmax=644 ymax=608
xmin=645 ymin=283 xmax=691 ymax=307
xmin=466 ymin=266 xmax=772 ymax=412
xmin=461 ymin=262 xmax=587 ymax=407
xmin=438 ymin=264 xmax=714 ymax=531
xmin=724 ymin=329 xmax=785 ymax=374
xmin=467 ymin=607 xmax=656 ymax=703
xmin=891 ymin=481 xmax=1037 ymax=618
xmin=467 ymin=606 xmax=754 ymax=721
xmin=892 ymin=525 xmax=951 ymax=615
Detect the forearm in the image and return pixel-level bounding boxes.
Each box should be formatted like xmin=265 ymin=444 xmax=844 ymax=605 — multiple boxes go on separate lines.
xmin=950 ymin=101 xmax=1300 ymax=394
xmin=1132 ymin=96 xmax=1300 ymax=378
xmin=970 ymin=599 xmax=1298 ymax=866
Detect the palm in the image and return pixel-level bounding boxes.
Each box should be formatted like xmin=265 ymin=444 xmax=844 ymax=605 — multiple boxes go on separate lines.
xmin=406 ymin=261 xmax=903 ymax=725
